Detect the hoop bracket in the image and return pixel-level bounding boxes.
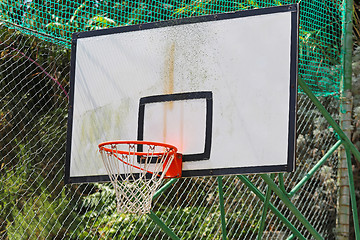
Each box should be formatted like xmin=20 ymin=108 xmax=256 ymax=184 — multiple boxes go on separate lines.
xmin=165 ymin=153 xmax=182 ymax=178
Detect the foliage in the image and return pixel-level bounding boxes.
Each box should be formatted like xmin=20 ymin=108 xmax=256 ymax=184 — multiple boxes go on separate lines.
xmin=0 ymin=0 xmax=358 ymax=239
xmin=74 ymin=182 xmax=260 ymax=239
xmin=5 ymin=184 xmax=75 ymax=239
xmin=0 ymin=104 xmax=78 ymax=238
xmin=0 ymin=25 xmax=77 ymax=238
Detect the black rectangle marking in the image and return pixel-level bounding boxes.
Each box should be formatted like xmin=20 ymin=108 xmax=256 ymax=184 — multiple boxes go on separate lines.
xmin=138 ymin=91 xmax=213 ymax=162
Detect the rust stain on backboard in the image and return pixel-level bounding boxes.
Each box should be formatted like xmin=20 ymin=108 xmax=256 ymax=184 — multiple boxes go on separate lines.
xmin=164 ymin=42 xmax=175 ymax=95
xmin=163 ymin=42 xmax=176 ymax=142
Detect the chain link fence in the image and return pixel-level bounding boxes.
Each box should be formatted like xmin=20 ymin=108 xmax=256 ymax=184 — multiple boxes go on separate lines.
xmin=0 ymin=0 xmax=356 ymax=239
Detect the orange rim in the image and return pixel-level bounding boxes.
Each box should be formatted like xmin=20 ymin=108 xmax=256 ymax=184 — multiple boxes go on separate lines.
xmin=98 ymin=140 xmax=178 ymax=155
xmin=98 ymin=141 xmax=178 ymax=177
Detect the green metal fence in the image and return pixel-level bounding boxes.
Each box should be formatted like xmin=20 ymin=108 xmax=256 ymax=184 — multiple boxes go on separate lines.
xmin=0 ymin=0 xmax=359 ymax=239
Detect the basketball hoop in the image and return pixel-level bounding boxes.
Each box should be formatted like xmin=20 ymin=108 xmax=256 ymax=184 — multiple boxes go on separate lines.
xmin=98 ymin=141 xmax=182 ymax=215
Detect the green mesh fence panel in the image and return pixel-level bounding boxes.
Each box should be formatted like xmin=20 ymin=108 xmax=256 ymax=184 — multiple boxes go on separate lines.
xmin=0 ymin=0 xmax=342 ymax=96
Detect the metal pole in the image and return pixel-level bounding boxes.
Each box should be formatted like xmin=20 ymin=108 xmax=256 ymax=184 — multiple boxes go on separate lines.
xmin=286 ymin=234 xmax=295 ymax=240
xmin=148 ymin=211 xmax=181 ymax=240
xmin=153 ymin=178 xmax=178 ymax=200
xmin=288 ymin=140 xmax=342 ymax=197
xmin=238 ymin=175 xmax=307 ymax=240
xmin=260 ymin=174 xmax=323 ymax=240
xmin=298 ymin=78 xmax=360 ymax=162
xmin=344 ymin=142 xmax=360 ymax=239
xmin=217 ymin=176 xmax=228 ymax=240
xmin=278 ymin=173 xmax=290 ymax=197
xmin=342 ymin=0 xmax=354 ymax=92
xmin=337 ymin=0 xmax=354 ymax=237
xmin=148 ymin=179 xmax=180 ymax=239
xmin=257 ymin=174 xmax=275 ymax=240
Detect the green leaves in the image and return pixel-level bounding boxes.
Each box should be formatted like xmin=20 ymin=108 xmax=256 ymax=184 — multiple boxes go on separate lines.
xmin=0 ymin=0 xmax=298 ymax=48
xmin=86 ymin=15 xmax=116 ymax=30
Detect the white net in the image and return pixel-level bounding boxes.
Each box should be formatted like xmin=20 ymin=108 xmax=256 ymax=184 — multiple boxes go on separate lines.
xmin=99 ymin=141 xmax=178 ymax=215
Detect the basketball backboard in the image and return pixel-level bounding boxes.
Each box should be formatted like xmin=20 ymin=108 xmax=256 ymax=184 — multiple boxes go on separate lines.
xmin=65 ymin=4 xmax=298 ymax=184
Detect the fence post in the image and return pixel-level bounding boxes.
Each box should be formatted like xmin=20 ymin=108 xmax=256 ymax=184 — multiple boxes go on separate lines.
xmin=337 ymin=0 xmax=354 ymax=238
xmin=260 ymin=174 xmax=323 ymax=240
xmin=344 ymin=143 xmax=360 ymax=239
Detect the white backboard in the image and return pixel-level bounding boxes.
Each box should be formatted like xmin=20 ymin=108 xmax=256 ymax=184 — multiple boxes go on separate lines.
xmin=65 ymin=4 xmax=298 ymax=183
